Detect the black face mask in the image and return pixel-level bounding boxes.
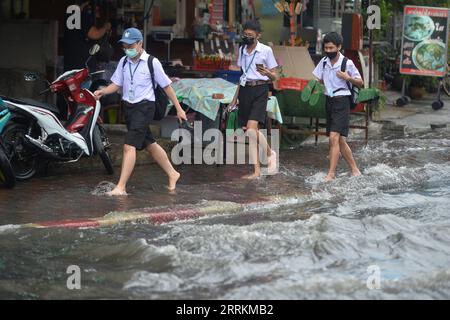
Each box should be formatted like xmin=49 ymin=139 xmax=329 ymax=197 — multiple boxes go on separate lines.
xmin=326 ymin=51 xmax=338 ymax=60
xmin=242 ymin=36 xmax=256 ymax=46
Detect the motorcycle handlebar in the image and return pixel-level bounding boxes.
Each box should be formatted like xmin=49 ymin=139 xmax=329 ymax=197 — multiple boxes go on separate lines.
xmin=90 ymin=70 xmax=106 ymax=77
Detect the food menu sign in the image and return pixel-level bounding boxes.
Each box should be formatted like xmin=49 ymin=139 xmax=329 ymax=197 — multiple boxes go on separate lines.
xmin=400 ymin=6 xmax=449 ymax=77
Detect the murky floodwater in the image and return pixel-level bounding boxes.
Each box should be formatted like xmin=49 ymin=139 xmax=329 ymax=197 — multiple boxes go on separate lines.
xmin=1 ymin=130 xmax=450 ymax=299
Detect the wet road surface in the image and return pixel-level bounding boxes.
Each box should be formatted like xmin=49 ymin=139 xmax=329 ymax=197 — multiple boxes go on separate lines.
xmin=1 ymin=131 xmax=450 ymax=299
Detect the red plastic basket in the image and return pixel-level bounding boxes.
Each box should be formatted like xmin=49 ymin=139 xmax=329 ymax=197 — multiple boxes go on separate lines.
xmin=193 ymin=57 xmax=231 ymax=71
xmin=193 ymin=59 xmax=217 ymax=71
xmin=278 ymin=77 xmax=309 ymax=91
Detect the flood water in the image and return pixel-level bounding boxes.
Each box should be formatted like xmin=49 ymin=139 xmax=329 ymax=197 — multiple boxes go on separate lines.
xmin=1 ymin=130 xmax=450 ymax=299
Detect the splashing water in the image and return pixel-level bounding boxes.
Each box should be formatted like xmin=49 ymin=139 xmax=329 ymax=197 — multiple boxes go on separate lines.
xmin=1 ymin=132 xmax=450 ymax=299
xmin=91 ymin=181 xmax=117 ymax=196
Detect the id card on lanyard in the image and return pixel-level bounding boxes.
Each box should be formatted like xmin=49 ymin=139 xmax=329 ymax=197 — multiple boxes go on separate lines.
xmin=128 ymin=60 xmax=141 ymax=101
xmin=240 ymin=50 xmax=256 ymax=87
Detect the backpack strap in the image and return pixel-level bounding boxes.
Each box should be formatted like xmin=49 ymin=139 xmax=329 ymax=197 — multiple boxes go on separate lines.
xmin=240 ymin=45 xmax=245 ymax=73
xmin=147 ymin=55 xmax=156 ymax=91
xmin=320 ymin=58 xmax=327 ymax=81
xmin=333 ymin=56 xmax=353 ymax=94
xmin=341 ymin=57 xmax=348 ymax=72
xmin=341 ymin=57 xmax=353 ymax=92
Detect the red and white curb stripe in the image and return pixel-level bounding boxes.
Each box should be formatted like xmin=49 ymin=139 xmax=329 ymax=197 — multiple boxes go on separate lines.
xmin=0 ymin=194 xmax=306 ymax=231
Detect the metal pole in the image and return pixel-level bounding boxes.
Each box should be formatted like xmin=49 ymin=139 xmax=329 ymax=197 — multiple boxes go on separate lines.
xmin=401 ymin=76 xmax=406 ymax=97
xmin=368 ymin=0 xmax=373 ymax=88
xmin=290 ymin=1 xmax=295 ymax=46
xmin=144 ymin=0 xmax=149 ymax=51
xmin=229 ymin=0 xmax=236 ymax=29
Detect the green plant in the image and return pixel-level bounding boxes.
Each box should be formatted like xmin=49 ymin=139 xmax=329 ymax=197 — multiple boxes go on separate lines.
xmin=406 ymin=75 xmax=439 ymax=94
xmin=371 ymin=88 xmax=386 ymax=119
xmin=423 ymin=77 xmax=440 ymax=93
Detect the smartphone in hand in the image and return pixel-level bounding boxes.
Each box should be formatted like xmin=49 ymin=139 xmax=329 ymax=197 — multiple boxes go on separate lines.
xmin=256 ymin=64 xmax=264 ymax=74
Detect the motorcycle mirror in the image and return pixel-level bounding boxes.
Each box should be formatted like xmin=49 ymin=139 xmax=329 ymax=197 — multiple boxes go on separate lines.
xmin=24 ymin=73 xmax=38 ymax=82
xmin=89 ymin=44 xmax=101 ymax=56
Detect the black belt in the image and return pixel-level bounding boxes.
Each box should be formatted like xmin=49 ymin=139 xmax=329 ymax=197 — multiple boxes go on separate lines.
xmin=245 ymin=80 xmax=271 ymax=87
xmin=122 ymin=100 xmax=151 ymax=106
xmin=326 ymin=95 xmax=349 ymax=100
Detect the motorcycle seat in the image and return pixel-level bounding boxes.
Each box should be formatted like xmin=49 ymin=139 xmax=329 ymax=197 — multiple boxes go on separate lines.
xmin=15 ymin=98 xmax=61 ymax=116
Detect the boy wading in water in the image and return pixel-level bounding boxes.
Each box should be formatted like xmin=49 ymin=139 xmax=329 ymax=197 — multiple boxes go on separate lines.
xmin=94 ymin=28 xmax=187 ymax=195
xmin=229 ymin=20 xmax=279 ymax=179
xmin=312 ymin=32 xmax=363 ymax=182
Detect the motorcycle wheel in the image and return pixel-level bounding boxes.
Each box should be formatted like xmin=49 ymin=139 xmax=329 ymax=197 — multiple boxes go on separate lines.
xmin=93 ymin=124 xmax=114 ymax=175
xmin=0 ymin=143 xmax=15 ymax=188
xmin=432 ymin=100 xmax=444 ymax=111
xmin=2 ymin=122 xmax=38 ymax=180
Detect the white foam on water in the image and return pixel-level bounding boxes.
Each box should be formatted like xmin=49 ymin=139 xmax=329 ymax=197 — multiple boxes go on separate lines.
xmin=0 ymin=224 xmax=21 ymax=234
xmin=124 ymin=271 xmax=184 ymax=291
xmin=91 ymin=181 xmax=117 ymax=196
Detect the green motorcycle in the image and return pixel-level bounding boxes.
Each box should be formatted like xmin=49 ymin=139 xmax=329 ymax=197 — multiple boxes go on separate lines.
xmin=0 ymin=98 xmax=15 ymax=189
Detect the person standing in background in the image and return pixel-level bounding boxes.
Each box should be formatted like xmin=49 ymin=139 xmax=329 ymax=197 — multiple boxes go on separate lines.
xmin=63 ymin=0 xmax=111 ymax=71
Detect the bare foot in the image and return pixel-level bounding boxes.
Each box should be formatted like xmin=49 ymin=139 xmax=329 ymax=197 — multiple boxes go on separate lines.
xmin=352 ymin=170 xmax=362 ymax=177
xmin=324 ymin=174 xmax=335 ymax=182
xmin=168 ymin=171 xmax=181 ymax=191
xmin=267 ymin=151 xmax=279 ymax=175
xmin=106 ymin=187 xmax=128 ymax=196
xmin=242 ymin=172 xmax=261 ymax=180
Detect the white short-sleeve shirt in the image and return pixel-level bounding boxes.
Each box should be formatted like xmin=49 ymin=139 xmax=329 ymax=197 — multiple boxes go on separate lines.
xmin=312 ymin=53 xmax=362 ymax=97
xmin=237 ymin=41 xmax=278 ymax=81
xmin=111 ymin=50 xmax=172 ymax=103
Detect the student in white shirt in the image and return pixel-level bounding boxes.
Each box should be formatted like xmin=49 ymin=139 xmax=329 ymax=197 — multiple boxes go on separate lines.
xmin=229 ymin=20 xmax=279 ymax=179
xmin=312 ymin=32 xmax=363 ymax=182
xmin=94 ymin=28 xmax=187 ymax=195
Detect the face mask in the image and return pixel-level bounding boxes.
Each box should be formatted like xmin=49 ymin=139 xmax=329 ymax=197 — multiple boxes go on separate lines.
xmin=242 ymin=36 xmax=256 ymax=46
xmin=125 ymin=48 xmax=139 ymax=59
xmin=326 ymin=51 xmax=338 ymax=60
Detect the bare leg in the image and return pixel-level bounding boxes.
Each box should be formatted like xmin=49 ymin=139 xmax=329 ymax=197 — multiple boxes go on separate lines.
xmin=242 ymin=121 xmax=261 ymax=179
xmin=146 ymin=142 xmax=180 ymax=191
xmin=107 ymin=144 xmax=136 ymax=196
xmin=257 ymin=130 xmax=278 ymax=175
xmin=325 ymin=132 xmax=341 ymax=182
xmin=339 ymin=136 xmax=361 ymax=177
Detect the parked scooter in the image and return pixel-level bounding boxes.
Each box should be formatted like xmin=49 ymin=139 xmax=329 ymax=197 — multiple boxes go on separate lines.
xmin=1 ymin=44 xmax=114 ymax=181
xmin=0 ymin=98 xmax=15 ymax=188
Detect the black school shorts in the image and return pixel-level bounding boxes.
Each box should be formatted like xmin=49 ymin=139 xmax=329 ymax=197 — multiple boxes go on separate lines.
xmin=238 ymin=84 xmax=269 ymax=127
xmin=325 ymin=96 xmax=351 ymax=137
xmin=123 ymin=100 xmax=156 ymax=151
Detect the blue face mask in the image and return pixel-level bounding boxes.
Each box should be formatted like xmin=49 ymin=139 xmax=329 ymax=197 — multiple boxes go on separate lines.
xmin=125 ymin=48 xmax=139 ymax=59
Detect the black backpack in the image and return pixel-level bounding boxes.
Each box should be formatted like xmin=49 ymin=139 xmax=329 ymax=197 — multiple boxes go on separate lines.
xmin=323 ymin=57 xmax=359 ymax=109
xmin=122 ymin=55 xmax=169 ymax=120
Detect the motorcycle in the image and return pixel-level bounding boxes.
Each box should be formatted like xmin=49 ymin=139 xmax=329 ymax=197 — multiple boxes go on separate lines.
xmin=1 ymin=44 xmax=114 ymax=181
xmin=0 ymin=98 xmax=15 ymax=188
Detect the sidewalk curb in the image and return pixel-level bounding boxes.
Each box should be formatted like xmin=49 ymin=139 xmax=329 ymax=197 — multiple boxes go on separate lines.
xmin=0 ymin=194 xmax=307 ymax=232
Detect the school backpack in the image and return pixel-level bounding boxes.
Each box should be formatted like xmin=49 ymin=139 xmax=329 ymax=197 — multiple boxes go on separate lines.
xmin=122 ymin=55 xmax=169 ymax=120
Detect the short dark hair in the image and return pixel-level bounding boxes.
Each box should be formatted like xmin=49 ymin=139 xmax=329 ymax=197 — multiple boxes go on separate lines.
xmin=323 ymin=32 xmax=343 ymax=47
xmin=243 ymin=20 xmax=262 ymax=33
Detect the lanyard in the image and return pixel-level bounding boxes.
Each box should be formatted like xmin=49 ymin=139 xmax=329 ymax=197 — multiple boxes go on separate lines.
xmin=128 ymin=60 xmax=141 ymax=85
xmin=242 ymin=50 xmax=257 ymax=75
